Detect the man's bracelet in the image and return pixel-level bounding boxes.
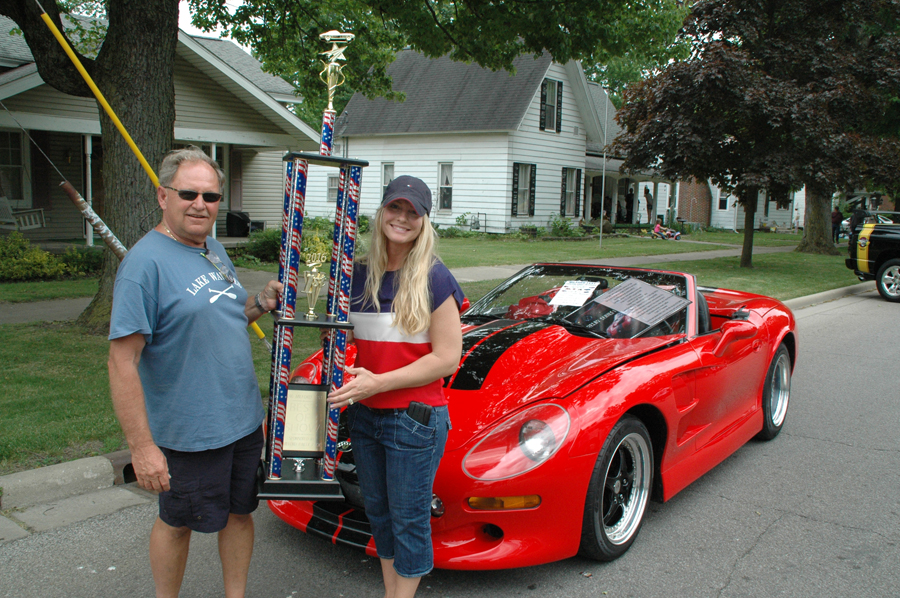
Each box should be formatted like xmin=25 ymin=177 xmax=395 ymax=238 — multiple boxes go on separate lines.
xmin=254 ymin=293 xmax=270 ymax=313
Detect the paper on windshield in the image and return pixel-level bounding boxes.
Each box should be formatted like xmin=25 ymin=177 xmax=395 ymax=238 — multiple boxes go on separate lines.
xmin=596 ymin=277 xmax=690 ymax=326
xmin=548 ymin=280 xmax=601 ymax=306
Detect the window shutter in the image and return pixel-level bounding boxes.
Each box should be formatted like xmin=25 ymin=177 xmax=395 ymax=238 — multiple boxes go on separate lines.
xmin=574 ymin=169 xmax=582 ymax=217
xmin=556 ymin=81 xmax=563 ymax=133
xmin=539 ymin=80 xmax=548 ymax=131
xmin=560 ymin=167 xmax=568 ymax=216
xmin=511 ymin=163 xmax=520 ymax=216
xmin=529 ymin=165 xmax=536 ymax=216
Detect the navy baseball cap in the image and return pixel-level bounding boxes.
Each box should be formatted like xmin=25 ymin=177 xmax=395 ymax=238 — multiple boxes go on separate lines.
xmin=382 ymin=175 xmax=432 ymax=216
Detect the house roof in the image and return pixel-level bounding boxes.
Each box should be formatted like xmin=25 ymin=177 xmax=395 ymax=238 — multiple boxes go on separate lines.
xmin=0 ymin=18 xmax=33 ymax=68
xmin=336 ymin=49 xmax=553 ymax=136
xmin=586 ymin=82 xmax=621 ymax=156
xmin=0 ymin=16 xmax=316 ymax=147
xmin=190 ymin=36 xmax=298 ymax=102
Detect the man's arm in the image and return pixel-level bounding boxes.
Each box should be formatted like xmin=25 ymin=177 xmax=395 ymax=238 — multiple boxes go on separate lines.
xmin=108 ymin=333 xmax=171 ymax=492
xmin=244 ymin=280 xmax=283 ymax=323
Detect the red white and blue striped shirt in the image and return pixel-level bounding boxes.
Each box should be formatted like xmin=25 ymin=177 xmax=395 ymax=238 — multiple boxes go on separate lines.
xmin=349 ymin=261 xmax=465 ymax=409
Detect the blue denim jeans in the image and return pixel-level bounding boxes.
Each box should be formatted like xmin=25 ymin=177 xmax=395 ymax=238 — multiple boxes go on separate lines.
xmin=346 ymin=403 xmax=450 ymax=577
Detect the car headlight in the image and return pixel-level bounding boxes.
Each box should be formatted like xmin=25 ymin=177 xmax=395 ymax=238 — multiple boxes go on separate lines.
xmin=462 ymin=403 xmax=570 ymax=481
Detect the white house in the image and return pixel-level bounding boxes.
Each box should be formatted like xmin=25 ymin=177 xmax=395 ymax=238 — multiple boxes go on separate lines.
xmin=0 ymin=17 xmax=319 ymax=242
xmin=247 ymin=50 xmax=629 ymax=234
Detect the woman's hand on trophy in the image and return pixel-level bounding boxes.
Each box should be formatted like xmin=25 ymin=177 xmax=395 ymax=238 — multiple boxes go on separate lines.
xmin=319 ymin=328 xmax=354 ymax=346
xmin=327 ymin=366 xmax=378 ymax=408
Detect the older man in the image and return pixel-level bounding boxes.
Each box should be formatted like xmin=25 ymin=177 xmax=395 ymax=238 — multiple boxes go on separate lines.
xmin=108 ymin=146 xmax=281 ymax=598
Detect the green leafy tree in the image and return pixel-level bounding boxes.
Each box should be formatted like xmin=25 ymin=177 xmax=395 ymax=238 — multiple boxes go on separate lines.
xmin=612 ymin=0 xmax=900 ymax=267
xmin=1 ymin=0 xmax=685 ymax=329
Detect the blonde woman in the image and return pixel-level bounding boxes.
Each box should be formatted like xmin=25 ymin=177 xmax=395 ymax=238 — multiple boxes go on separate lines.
xmin=328 ymin=176 xmax=464 ymax=598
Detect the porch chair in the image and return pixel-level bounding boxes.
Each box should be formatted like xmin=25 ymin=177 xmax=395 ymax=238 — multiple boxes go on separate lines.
xmin=0 ymin=196 xmax=45 ymax=231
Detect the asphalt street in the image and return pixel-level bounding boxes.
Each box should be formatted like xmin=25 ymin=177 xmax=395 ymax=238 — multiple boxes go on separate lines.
xmin=1 ymin=250 xmax=897 ymax=597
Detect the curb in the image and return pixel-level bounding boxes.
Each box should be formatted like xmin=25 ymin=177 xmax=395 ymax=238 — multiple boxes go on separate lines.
xmin=0 ymin=456 xmax=115 ymax=510
xmin=783 ymin=281 xmax=875 ymax=310
xmin=0 ymin=280 xmax=878 ymax=513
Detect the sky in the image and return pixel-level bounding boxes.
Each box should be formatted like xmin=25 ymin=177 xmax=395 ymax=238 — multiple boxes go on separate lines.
xmin=178 ymin=0 xmax=233 ymax=39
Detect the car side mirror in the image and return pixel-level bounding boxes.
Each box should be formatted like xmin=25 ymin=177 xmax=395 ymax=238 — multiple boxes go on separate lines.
xmin=713 ymin=319 xmax=758 ymax=357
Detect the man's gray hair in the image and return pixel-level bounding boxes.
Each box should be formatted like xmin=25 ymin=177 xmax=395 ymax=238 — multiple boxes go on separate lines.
xmin=158 ymin=145 xmax=225 ymax=189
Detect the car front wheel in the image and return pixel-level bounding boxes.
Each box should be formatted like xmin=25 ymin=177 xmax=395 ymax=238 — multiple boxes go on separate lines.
xmin=876 ymin=259 xmax=900 ymax=302
xmin=579 ymin=415 xmax=653 ymax=561
xmin=756 ymin=343 xmax=791 ymax=440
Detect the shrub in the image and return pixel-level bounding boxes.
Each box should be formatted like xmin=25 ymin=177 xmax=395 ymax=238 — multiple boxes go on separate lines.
xmin=59 ymin=246 xmax=104 ymax=276
xmin=549 ymin=215 xmax=583 ymax=237
xmin=0 ymin=232 xmax=67 ymax=281
xmin=241 ymin=228 xmax=282 ymax=262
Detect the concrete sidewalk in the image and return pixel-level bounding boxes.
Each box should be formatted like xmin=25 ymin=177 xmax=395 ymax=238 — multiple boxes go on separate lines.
xmin=0 ymin=246 xmax=875 ymax=543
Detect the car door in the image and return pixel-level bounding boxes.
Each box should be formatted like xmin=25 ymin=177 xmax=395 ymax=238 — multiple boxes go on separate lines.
xmin=687 ymin=307 xmax=768 ymax=453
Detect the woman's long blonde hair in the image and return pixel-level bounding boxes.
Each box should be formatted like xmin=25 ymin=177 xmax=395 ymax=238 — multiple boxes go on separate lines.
xmin=359 ymin=206 xmax=438 ymax=335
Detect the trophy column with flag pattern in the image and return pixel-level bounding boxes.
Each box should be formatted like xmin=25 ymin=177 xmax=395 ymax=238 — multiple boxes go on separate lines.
xmin=259 ymin=31 xmax=367 ymax=501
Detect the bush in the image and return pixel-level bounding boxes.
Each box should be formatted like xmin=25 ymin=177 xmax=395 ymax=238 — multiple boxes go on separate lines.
xmin=241 ymin=228 xmax=282 ymax=262
xmin=548 ymin=215 xmax=583 ymax=237
xmin=233 ymin=221 xmax=335 ymax=265
xmin=59 ymin=246 xmax=104 ymax=276
xmin=0 ymin=232 xmax=68 ymax=282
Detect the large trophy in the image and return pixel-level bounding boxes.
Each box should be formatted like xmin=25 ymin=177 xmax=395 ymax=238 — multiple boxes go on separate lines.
xmin=259 ymin=31 xmax=367 ymax=500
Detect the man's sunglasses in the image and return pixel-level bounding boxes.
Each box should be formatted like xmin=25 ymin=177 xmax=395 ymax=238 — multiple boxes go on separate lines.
xmin=165 ymin=186 xmax=222 ymax=203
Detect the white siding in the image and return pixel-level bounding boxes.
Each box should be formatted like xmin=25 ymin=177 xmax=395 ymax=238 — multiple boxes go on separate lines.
xmin=1 ymin=85 xmax=99 ymax=122
xmin=232 ymin=149 xmax=287 ymax=233
xmin=507 ymin=62 xmax=586 ymax=231
xmin=174 ymin=55 xmax=284 ymax=134
xmin=299 ymin=133 xmax=510 ymax=233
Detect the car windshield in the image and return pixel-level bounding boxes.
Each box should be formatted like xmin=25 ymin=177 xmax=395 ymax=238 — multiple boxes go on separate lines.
xmin=463 ymin=264 xmax=691 ymax=339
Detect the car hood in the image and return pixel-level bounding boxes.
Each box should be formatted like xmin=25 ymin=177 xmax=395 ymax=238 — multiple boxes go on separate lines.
xmin=444 ymin=319 xmax=675 ymax=450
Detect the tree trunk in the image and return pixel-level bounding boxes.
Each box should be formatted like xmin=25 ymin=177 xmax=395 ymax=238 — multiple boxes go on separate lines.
xmin=74 ymin=0 xmax=179 ymax=333
xmin=739 ymin=187 xmax=758 ymax=268
xmin=796 ymin=180 xmax=841 ymax=255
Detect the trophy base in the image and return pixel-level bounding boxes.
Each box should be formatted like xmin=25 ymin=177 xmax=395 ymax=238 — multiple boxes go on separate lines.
xmin=257 ymin=460 xmax=345 ymax=501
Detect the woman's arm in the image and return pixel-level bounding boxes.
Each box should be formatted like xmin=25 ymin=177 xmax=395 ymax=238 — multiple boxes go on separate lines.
xmin=327 ymin=296 xmax=462 ymax=407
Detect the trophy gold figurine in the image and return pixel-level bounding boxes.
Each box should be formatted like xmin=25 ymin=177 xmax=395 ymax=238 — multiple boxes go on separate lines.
xmin=319 ymin=30 xmax=355 ymax=111
xmin=302 ymin=253 xmax=328 ymax=320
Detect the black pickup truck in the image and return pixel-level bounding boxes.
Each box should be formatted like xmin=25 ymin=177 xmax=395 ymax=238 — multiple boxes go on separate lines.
xmin=845 ymin=211 xmax=900 ymax=302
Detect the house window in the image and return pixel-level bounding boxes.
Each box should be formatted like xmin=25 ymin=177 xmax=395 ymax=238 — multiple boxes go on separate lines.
xmin=327 ymin=175 xmax=340 ymax=203
xmin=560 ymin=168 xmax=581 ymax=216
xmin=439 ymin=163 xmax=452 ymax=211
xmin=0 ymin=131 xmax=24 ymax=201
xmin=540 ymin=79 xmax=563 ymax=133
xmin=718 ymin=194 xmax=729 ymax=210
xmin=382 ymin=163 xmax=394 ymax=196
xmin=511 ymin=162 xmax=536 ymax=217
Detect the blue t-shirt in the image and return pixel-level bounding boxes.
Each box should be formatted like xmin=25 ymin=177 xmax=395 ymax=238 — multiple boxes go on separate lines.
xmin=109 ymin=231 xmax=265 ymax=451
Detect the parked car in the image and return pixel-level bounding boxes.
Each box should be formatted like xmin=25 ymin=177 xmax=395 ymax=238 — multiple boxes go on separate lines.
xmin=270 ymin=263 xmax=797 ymax=569
xmin=841 ymin=213 xmax=894 ymax=237
xmin=846 ymin=211 xmax=900 ymax=301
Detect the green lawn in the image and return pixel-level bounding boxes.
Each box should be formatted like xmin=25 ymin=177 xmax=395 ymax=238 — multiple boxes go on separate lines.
xmin=642 ymin=251 xmax=854 ymax=300
xmin=0 ymin=234 xmax=858 ymax=476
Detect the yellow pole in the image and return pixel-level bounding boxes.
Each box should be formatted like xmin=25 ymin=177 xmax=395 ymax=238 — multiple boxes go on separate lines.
xmin=38 ymin=11 xmax=159 ymax=187
xmin=36 ymin=2 xmax=270 ymax=346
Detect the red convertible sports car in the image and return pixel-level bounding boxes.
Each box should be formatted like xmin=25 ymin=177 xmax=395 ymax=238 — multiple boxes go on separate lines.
xmin=270 ymin=263 xmax=796 ymax=569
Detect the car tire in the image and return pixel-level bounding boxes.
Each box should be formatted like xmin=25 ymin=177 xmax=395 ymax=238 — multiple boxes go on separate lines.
xmin=875 ymin=259 xmax=900 ymax=302
xmin=755 ymin=344 xmax=791 ymax=441
xmin=579 ymin=415 xmax=653 ymax=561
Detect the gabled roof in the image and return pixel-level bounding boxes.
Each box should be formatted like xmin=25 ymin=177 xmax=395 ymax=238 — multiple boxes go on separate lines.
xmin=586 ymin=82 xmax=621 ymax=156
xmin=0 ymin=18 xmax=33 ymax=68
xmin=190 ymin=36 xmax=298 ymax=103
xmin=0 ymin=16 xmax=316 ymax=146
xmin=337 ymin=50 xmax=553 ymax=136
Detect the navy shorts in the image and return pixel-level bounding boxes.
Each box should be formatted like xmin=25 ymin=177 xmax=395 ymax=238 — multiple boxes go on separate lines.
xmin=158 ymin=425 xmax=264 ymax=533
